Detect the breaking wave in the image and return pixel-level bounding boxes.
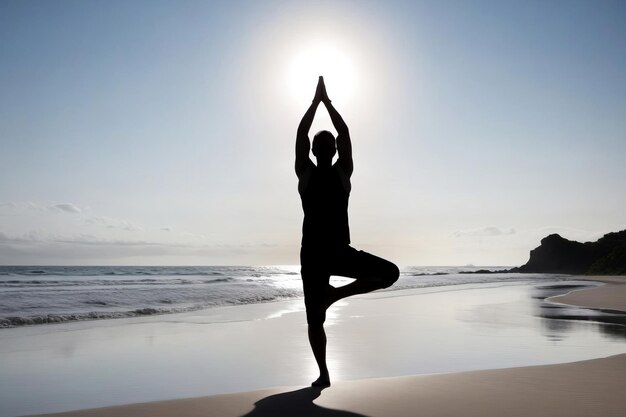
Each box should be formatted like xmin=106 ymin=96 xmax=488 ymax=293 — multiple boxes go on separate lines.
xmin=0 ymin=265 xmax=572 ymax=328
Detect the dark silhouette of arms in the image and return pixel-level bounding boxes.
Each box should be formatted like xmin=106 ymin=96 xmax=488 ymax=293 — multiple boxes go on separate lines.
xmin=295 ymin=100 xmax=318 ymax=177
xmin=296 ymin=77 xmax=327 ymax=177
xmin=324 ymin=99 xmax=353 ymax=177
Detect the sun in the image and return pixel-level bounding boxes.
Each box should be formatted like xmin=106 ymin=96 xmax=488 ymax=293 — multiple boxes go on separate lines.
xmin=287 ymin=42 xmax=358 ymax=105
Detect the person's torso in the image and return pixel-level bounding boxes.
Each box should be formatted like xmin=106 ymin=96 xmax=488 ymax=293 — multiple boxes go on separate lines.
xmin=299 ymin=163 xmax=350 ymax=247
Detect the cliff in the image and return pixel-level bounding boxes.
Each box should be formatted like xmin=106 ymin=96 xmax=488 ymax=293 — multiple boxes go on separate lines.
xmin=513 ymin=230 xmax=626 ymax=275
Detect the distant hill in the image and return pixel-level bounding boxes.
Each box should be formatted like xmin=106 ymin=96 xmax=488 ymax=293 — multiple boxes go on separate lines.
xmin=511 ymin=230 xmax=626 ymax=275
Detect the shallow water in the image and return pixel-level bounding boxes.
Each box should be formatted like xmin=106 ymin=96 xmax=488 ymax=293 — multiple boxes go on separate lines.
xmin=0 ymin=280 xmax=624 ymax=417
xmin=0 ymin=265 xmax=571 ymax=327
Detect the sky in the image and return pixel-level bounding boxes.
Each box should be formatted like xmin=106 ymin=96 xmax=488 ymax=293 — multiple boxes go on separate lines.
xmin=1 ymin=0 xmax=625 ymax=266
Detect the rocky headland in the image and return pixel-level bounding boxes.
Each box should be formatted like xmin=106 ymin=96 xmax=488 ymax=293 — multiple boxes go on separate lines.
xmin=511 ymin=230 xmax=626 ymax=275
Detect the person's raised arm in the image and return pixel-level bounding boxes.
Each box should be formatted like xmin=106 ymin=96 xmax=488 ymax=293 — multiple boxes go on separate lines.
xmin=295 ymin=77 xmax=325 ymax=177
xmin=295 ymin=101 xmax=318 ymax=176
xmin=321 ymin=80 xmax=353 ymax=177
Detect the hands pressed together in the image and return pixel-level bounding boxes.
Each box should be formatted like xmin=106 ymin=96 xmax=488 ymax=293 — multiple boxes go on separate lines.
xmin=296 ymin=74 xmax=352 ymax=177
xmin=313 ymin=76 xmax=331 ymax=105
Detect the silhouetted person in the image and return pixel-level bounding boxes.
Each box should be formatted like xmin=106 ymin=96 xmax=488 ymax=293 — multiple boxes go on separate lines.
xmin=296 ymin=76 xmax=399 ymax=387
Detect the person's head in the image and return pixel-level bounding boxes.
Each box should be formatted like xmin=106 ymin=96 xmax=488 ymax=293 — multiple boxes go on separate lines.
xmin=312 ymin=130 xmax=336 ymax=164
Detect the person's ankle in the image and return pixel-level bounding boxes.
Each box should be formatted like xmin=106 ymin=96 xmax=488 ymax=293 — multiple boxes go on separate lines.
xmin=312 ymin=374 xmax=331 ymax=387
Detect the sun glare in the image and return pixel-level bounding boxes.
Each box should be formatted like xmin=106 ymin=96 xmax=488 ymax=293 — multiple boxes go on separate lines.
xmin=287 ymin=42 xmax=357 ymax=105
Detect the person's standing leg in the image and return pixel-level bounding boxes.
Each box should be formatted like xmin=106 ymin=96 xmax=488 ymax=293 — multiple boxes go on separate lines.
xmin=308 ymin=322 xmax=330 ymax=387
xmin=303 ymin=277 xmax=332 ymax=387
xmin=301 ymin=247 xmax=333 ymax=387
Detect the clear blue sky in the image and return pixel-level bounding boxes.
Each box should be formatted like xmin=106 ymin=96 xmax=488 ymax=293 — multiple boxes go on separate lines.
xmin=1 ymin=0 xmax=625 ymax=265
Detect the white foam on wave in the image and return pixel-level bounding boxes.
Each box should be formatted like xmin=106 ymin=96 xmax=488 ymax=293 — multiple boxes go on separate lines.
xmin=0 ymin=266 xmax=572 ymax=328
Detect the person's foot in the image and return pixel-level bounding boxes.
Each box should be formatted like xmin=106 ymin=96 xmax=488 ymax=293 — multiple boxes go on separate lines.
xmin=311 ymin=375 xmax=331 ymax=387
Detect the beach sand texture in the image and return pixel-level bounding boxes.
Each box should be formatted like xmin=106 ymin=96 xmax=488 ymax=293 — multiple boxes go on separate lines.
xmin=27 ymin=277 xmax=626 ymax=417
xmin=550 ymin=276 xmax=626 ymax=311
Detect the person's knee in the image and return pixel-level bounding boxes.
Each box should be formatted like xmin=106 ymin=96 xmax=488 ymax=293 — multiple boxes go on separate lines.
xmin=306 ymin=308 xmax=326 ymax=326
xmin=308 ymin=322 xmax=325 ymax=333
xmin=381 ymin=262 xmax=399 ymax=288
xmin=307 ymin=315 xmax=326 ymax=326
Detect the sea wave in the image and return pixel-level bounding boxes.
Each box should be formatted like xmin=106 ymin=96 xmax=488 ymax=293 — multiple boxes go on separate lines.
xmin=0 ymin=266 xmax=574 ymax=328
xmin=0 ymin=307 xmax=182 ymax=327
xmin=0 ymin=292 xmax=300 ymax=328
xmin=0 ymin=266 xmax=268 ymax=277
xmin=0 ymin=277 xmax=235 ymax=287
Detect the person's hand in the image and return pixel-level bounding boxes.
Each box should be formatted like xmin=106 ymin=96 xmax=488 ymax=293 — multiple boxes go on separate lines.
xmin=313 ymin=76 xmax=325 ymax=103
xmin=320 ymin=78 xmax=331 ymax=104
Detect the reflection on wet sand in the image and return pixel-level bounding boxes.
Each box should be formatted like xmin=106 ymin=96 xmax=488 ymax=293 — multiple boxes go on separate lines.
xmin=2 ymin=281 xmax=625 ymax=417
xmin=533 ymin=282 xmax=626 ymax=341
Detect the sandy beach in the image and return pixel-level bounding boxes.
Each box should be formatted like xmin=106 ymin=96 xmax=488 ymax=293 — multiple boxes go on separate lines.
xmin=4 ymin=1 xmax=625 ymax=416
xmin=550 ymin=276 xmax=626 ymax=312
xmin=10 ymin=277 xmax=625 ymax=417
xmin=27 ymin=353 xmax=626 ymax=417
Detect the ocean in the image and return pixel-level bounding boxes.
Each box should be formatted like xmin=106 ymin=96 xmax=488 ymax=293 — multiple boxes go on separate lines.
xmin=0 ymin=265 xmax=572 ymax=328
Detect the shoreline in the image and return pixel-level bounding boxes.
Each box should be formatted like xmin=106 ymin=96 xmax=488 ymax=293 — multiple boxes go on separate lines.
xmin=548 ymin=276 xmax=626 ymax=312
xmin=22 ymin=276 xmax=626 ymax=417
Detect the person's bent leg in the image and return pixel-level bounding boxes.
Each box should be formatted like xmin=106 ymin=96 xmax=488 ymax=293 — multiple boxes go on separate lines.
xmin=330 ymin=247 xmax=400 ymax=304
xmin=331 ymin=279 xmax=381 ymax=302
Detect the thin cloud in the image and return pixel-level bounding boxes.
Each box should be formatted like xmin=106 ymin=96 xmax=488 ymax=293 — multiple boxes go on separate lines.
xmin=50 ymin=203 xmax=81 ymax=214
xmin=453 ymin=226 xmax=516 ymax=238
xmin=0 ymin=230 xmax=284 ymax=264
xmin=85 ymin=216 xmax=142 ymax=232
xmin=0 ymin=201 xmax=82 ymax=214
xmin=0 ymin=230 xmax=276 ymax=250
xmin=0 ymin=231 xmax=163 ymax=247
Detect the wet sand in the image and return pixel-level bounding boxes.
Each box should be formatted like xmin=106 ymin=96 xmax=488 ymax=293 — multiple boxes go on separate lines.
xmin=549 ymin=276 xmax=626 ymax=311
xmin=22 ymin=277 xmax=626 ymax=417
xmin=29 ymin=353 xmax=626 ymax=417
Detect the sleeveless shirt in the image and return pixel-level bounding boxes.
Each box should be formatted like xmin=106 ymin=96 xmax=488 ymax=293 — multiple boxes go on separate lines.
xmin=299 ymin=163 xmax=351 ymax=247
